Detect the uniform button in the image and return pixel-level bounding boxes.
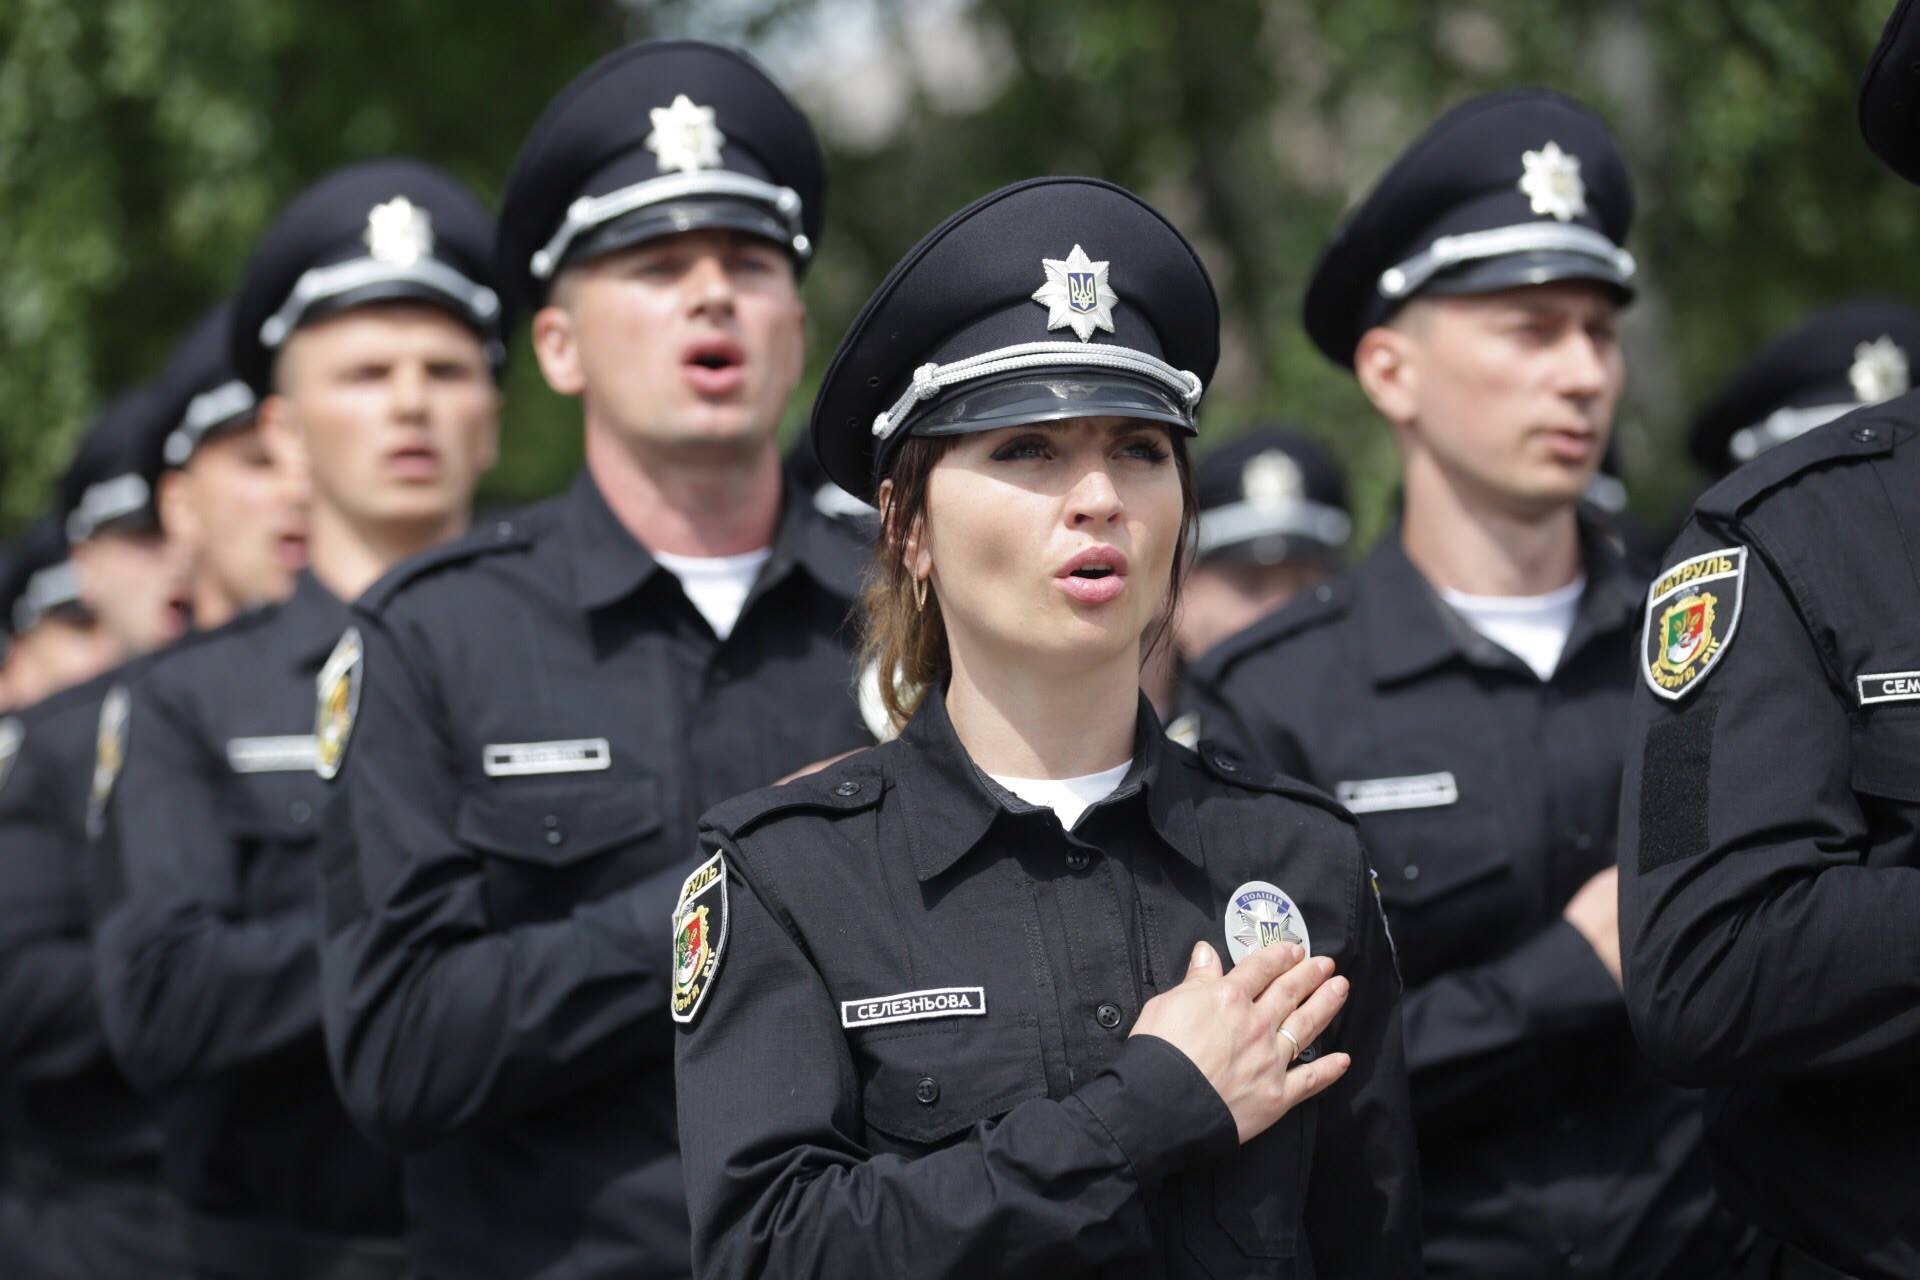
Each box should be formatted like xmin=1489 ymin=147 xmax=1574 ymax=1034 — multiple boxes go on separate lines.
xmin=1213 ymin=754 xmax=1238 ymax=773
xmin=543 ymin=815 xmax=565 ymax=846
xmin=914 ymin=1076 xmax=939 ymax=1105
xmin=1852 ymin=426 xmax=1878 ymax=443
xmin=495 ymin=520 xmax=515 ymax=540
xmin=1065 ymin=849 xmax=1090 ymax=872
xmin=288 ymin=801 xmax=312 ymax=824
xmin=1095 ymin=1003 xmax=1123 ymax=1029
xmin=1571 ymin=830 xmax=1593 ymax=852
xmin=1314 ymin=584 xmax=1333 ymax=602
xmin=834 ymin=780 xmax=861 ymax=797
xmin=1402 ymin=864 xmax=1421 ymax=881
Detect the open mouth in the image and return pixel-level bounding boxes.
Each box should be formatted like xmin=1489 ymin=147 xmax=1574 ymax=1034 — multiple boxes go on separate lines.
xmin=683 ymin=338 xmax=748 ymax=396
xmin=1071 ymin=566 xmax=1115 ymax=580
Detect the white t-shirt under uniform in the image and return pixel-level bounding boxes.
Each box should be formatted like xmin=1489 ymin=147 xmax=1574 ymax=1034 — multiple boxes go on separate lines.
xmin=650 ymin=547 xmax=773 ymax=642
xmin=1437 ymin=576 xmax=1586 ymax=682
xmin=987 ymin=760 xmax=1133 ymax=832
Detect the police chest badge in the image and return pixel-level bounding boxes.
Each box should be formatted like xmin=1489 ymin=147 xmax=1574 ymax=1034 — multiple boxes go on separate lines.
xmin=314 ymin=627 xmax=364 ymax=781
xmin=0 ymin=717 xmax=22 ymax=796
xmin=1642 ymin=547 xmax=1746 ymax=701
xmin=87 ymin=684 xmax=131 ymax=838
xmin=1225 ymin=880 xmax=1310 ymax=964
xmin=671 ymin=851 xmax=729 ymax=1024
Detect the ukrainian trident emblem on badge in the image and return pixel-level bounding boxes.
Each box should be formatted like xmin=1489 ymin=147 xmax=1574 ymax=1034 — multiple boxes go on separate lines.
xmin=1643 ymin=546 xmax=1746 ymax=700
xmin=671 ymin=851 xmax=729 ymax=1024
xmin=1224 ymin=880 xmax=1311 ymax=964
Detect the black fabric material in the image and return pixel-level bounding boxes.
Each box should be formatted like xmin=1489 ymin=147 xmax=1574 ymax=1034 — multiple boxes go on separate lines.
xmin=1303 ymin=87 xmax=1634 ymax=369
xmin=317 ymin=471 xmax=870 ymax=1279
xmin=1618 ymin=407 xmax=1920 ymax=1280
xmin=676 ymin=691 xmax=1419 ymax=1278
xmin=92 ymin=574 xmax=404 ymax=1245
xmin=1186 ymin=514 xmax=1745 ymax=1278
xmin=1638 ymin=703 xmax=1716 ymax=873
xmin=1 ymin=517 xmax=76 ymax=634
xmin=56 ymin=384 xmax=173 ymax=537
xmin=154 ymin=300 xmax=254 ymax=467
xmin=495 ymin=39 xmax=825 ymax=310
xmin=1859 ymin=0 xmax=1920 ymax=184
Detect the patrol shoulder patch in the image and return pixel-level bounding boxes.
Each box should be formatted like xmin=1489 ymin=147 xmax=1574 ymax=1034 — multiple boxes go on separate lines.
xmin=671 ymin=851 xmax=729 ymax=1025
xmin=1225 ymin=879 xmax=1311 ymax=963
xmin=315 ymin=627 xmax=364 ymax=781
xmin=1642 ymin=547 xmax=1746 ymax=701
xmin=0 ymin=717 xmax=22 ymax=796
xmin=87 ymin=684 xmax=131 ymax=837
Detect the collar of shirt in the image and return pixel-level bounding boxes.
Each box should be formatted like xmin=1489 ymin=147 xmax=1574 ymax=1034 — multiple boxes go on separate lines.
xmin=563 ymin=465 xmax=866 ymax=614
xmin=277 ymin=569 xmax=355 ymax=670
xmin=890 ymin=686 xmax=1204 ymax=883
xmin=1357 ymin=510 xmax=1642 ymax=686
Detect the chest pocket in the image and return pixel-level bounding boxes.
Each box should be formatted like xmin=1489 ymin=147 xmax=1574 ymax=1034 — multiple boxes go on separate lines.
xmin=456 ymin=775 xmax=666 ymax=924
xmin=857 ymin=1017 xmax=1048 ymax=1151
xmin=1852 ymin=709 xmax=1920 ymax=802
xmin=219 ymin=782 xmax=322 ymax=915
xmin=1180 ymin=1101 xmax=1315 ymax=1268
xmin=1353 ymin=799 xmax=1512 ymax=980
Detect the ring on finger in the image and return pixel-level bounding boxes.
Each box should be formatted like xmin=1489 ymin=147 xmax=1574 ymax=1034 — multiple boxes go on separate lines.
xmin=1277 ymin=1026 xmax=1303 ymax=1063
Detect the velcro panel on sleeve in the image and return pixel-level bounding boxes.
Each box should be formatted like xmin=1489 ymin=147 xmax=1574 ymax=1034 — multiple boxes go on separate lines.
xmin=1637 ymin=702 xmax=1718 ymax=874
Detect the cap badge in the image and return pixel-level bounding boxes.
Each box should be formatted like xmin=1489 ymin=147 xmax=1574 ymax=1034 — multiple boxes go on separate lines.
xmin=1032 ymin=244 xmax=1118 ymax=342
xmin=1519 ymin=140 xmax=1586 ymax=223
xmin=646 ymin=94 xmax=726 ymax=175
xmin=1243 ymin=450 xmax=1304 ymax=509
xmin=1849 ymin=335 xmax=1910 ymax=405
xmin=1225 ymin=879 xmax=1311 ymax=964
xmin=365 ymin=197 xmax=435 ymax=267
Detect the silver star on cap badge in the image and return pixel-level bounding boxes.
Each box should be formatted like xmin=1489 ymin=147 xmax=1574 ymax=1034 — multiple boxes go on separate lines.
xmin=1031 ymin=244 xmax=1118 ymax=342
xmin=1518 ymin=141 xmax=1587 ymax=223
xmin=1850 ymin=335 xmax=1910 ymax=404
xmin=646 ymin=94 xmax=726 ymax=175
xmin=365 ymin=197 xmax=434 ymax=267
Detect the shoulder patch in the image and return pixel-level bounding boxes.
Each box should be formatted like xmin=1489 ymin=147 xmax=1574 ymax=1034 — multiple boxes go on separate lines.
xmin=356 ymin=514 xmax=536 ymax=614
xmin=671 ymin=851 xmax=729 ymax=1025
xmin=1193 ymin=741 xmax=1356 ymax=825
xmin=87 ymin=684 xmax=131 ymax=838
xmin=0 ymin=717 xmax=22 ymax=796
xmin=1695 ymin=408 xmax=1901 ymax=520
xmin=1642 ymin=547 xmax=1746 ymax=701
xmin=701 ymin=756 xmax=885 ymax=838
xmin=315 ymin=627 xmax=364 ymax=781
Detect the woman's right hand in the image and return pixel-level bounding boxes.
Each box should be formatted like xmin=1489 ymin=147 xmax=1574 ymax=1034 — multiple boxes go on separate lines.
xmin=1130 ymin=940 xmax=1351 ymax=1144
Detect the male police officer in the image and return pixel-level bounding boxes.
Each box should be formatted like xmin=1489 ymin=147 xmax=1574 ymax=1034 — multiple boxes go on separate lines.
xmin=0 ymin=386 xmax=190 ymax=1279
xmin=1615 ymin=13 xmax=1920 ymax=1278
xmin=92 ymin=163 xmax=502 ymax=1280
xmin=1186 ymin=90 xmax=1743 ymax=1276
xmin=316 ymin=42 xmax=869 ymax=1279
xmin=0 ymin=518 xmax=117 ymax=711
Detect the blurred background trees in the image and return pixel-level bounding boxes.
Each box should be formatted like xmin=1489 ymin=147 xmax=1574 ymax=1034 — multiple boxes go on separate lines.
xmin=1 ymin=0 xmax=1908 ymax=542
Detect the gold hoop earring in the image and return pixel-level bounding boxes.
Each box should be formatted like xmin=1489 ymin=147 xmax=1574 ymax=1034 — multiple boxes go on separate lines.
xmin=912 ymin=575 xmax=928 ymax=612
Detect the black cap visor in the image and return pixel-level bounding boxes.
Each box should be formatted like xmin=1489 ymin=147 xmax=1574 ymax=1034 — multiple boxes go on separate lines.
xmin=1418 ymin=248 xmax=1636 ymax=304
xmin=908 ymin=370 xmax=1197 ymax=439
xmin=563 ymin=197 xmax=800 ymax=276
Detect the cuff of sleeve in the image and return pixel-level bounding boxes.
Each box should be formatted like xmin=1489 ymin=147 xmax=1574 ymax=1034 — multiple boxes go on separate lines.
xmin=1511 ymin=919 xmax=1623 ymax=1037
xmin=1073 ymin=1034 xmax=1240 ymax=1188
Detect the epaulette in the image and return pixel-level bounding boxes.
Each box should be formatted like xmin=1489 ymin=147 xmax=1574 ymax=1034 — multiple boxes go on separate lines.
xmin=357 ymin=513 xmax=538 ymax=614
xmin=700 ymin=752 xmax=886 ymax=839
xmin=1190 ymin=576 xmax=1350 ymax=681
xmin=1695 ymin=403 xmax=1909 ymax=520
xmin=1192 ymin=740 xmax=1357 ymax=827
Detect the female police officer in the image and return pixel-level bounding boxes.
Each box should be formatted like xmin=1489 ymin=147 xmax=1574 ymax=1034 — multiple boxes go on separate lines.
xmin=672 ymin=178 xmax=1417 ymax=1278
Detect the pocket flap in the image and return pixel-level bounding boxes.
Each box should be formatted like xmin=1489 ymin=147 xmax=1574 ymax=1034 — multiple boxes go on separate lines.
xmin=1356 ymin=802 xmax=1507 ymax=906
xmin=456 ymin=775 xmax=663 ymax=867
xmin=860 ymin=1017 xmax=1047 ymax=1146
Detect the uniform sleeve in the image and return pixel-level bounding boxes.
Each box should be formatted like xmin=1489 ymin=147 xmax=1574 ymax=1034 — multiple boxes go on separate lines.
xmin=1191 ymin=663 xmax=1624 ymax=1117
xmin=91 ymin=677 xmax=321 ymax=1093
xmin=1302 ymin=844 xmax=1423 ymax=1279
xmin=0 ymin=733 xmax=108 ymax=1081
xmin=1620 ymin=524 xmax=1920 ymax=1084
xmin=318 ymin=614 xmax=682 ymax=1148
xmin=676 ymin=833 xmax=1241 ymax=1280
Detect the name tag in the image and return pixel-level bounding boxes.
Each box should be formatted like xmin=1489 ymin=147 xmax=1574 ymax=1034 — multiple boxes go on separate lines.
xmin=483 ymin=738 xmax=612 ymax=777
xmin=227 ymin=735 xmax=319 ymax=774
xmin=1335 ymin=771 xmax=1459 ymax=814
xmin=840 ymin=986 xmax=987 ymax=1029
xmin=1858 ymin=671 xmax=1920 ymax=706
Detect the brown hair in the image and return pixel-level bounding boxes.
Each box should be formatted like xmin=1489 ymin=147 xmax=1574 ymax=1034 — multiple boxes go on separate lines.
xmin=858 ymin=426 xmax=1198 ymax=731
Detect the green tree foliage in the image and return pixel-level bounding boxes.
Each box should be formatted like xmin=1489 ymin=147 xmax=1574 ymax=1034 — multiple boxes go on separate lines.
xmin=3 ymin=0 xmax=1913 ymax=543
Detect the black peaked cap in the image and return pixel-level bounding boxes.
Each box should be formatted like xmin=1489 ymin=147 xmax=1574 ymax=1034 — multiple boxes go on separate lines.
xmin=1304 ymin=88 xmax=1635 ymax=370
xmin=1 ymin=517 xmax=77 ymax=636
xmin=1194 ymin=429 xmax=1351 ymax=564
xmin=156 ymin=300 xmax=257 ymax=468
xmin=812 ymin=177 xmax=1219 ymax=503
xmin=231 ymin=158 xmax=504 ymax=396
xmin=57 ymin=383 xmax=174 ymax=542
xmin=497 ymin=40 xmax=825 ymax=313
xmin=1862 ymin=0 xmax=1920 ymax=183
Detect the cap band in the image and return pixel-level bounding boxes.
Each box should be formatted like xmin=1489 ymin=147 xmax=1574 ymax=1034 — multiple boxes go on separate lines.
xmin=15 ymin=560 xmax=81 ymax=632
xmin=530 ymin=171 xmax=808 ymax=280
xmin=1728 ymin=401 xmax=1856 ymax=464
xmin=1196 ymin=497 xmax=1353 ymax=558
xmin=871 ymin=341 xmax=1203 ymax=442
xmin=258 ymin=256 xmax=501 ymax=349
xmin=1377 ymin=222 xmax=1635 ymax=300
xmin=66 ymin=473 xmax=152 ymax=542
xmin=164 ymin=379 xmax=258 ymax=467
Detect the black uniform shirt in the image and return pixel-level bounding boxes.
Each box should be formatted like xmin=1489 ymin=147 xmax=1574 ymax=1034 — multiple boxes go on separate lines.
xmin=93 ymin=572 xmax=403 ymax=1236
xmin=1186 ymin=520 xmax=1741 ymax=1278
xmin=0 ymin=671 xmax=159 ymax=1180
xmin=1618 ymin=409 xmax=1920 ymax=1280
xmin=319 ymin=470 xmax=870 ymax=1279
xmin=675 ymin=689 xmax=1418 ymax=1280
